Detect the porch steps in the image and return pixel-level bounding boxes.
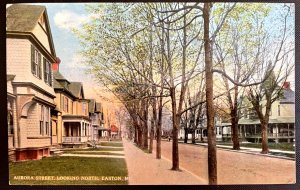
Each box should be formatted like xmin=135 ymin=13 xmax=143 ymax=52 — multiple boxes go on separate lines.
xmin=50 ymin=147 xmax=64 ymax=156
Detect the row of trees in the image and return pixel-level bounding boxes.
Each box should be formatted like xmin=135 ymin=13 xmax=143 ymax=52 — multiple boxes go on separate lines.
xmin=75 ymin=3 xmax=294 ymax=184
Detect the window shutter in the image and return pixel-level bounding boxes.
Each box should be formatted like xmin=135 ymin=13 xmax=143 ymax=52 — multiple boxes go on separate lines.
xmin=43 ymin=58 xmax=47 ymax=82
xmin=31 ymin=45 xmax=35 ymax=74
xmin=38 ymin=53 xmax=42 ymax=79
xmin=49 ymin=62 xmax=52 ymax=86
xmin=61 ymin=95 xmax=64 ymax=111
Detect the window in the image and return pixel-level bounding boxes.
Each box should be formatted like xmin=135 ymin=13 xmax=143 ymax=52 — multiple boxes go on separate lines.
xmin=70 ymin=100 xmax=73 ymax=114
xmin=45 ymin=107 xmax=49 ymax=136
xmin=40 ymin=105 xmax=44 ymax=135
xmin=278 ymin=105 xmax=281 ymax=116
xmin=7 ymin=101 xmax=13 ymax=135
xmin=82 ymin=103 xmax=87 ymax=115
xmin=64 ymin=96 xmax=69 ymax=112
xmin=31 ymin=45 xmax=42 ymax=78
xmin=40 ymin=105 xmax=50 ymax=136
xmin=43 ymin=58 xmax=52 ymax=86
xmin=38 ymin=53 xmax=42 ymax=79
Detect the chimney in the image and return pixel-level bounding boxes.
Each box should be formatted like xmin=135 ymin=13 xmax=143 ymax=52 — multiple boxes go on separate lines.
xmin=283 ymin=81 xmax=290 ymax=89
xmin=52 ymin=57 xmax=61 ymax=71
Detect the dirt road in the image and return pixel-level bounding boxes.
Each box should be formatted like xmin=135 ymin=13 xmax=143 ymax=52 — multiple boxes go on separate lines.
xmin=154 ymin=141 xmax=295 ymax=184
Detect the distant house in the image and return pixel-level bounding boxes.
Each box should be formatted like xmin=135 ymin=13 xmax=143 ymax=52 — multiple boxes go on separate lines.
xmin=6 ymin=5 xmax=58 ymax=161
xmin=220 ymin=82 xmax=295 ymax=143
xmin=88 ymin=99 xmax=105 ymax=141
xmin=110 ymin=125 xmax=119 ymax=139
xmin=52 ymin=64 xmax=91 ymax=148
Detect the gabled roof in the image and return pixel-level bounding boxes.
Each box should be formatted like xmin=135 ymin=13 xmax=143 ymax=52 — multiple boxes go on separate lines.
xmin=88 ymin=99 xmax=96 ymax=113
xmin=7 ymin=4 xmax=45 ymax=32
xmin=111 ymin=125 xmax=119 ymax=132
xmin=53 ymin=71 xmax=68 ymax=82
xmin=96 ymin=103 xmax=102 ymax=112
xmin=69 ymin=82 xmax=84 ymax=99
xmin=280 ymin=88 xmax=295 ymax=103
xmin=6 ymin=4 xmax=56 ymax=58
xmin=53 ymin=71 xmax=86 ymax=100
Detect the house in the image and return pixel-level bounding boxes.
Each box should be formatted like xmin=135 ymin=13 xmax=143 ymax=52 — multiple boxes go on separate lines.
xmin=110 ymin=124 xmax=119 ymax=139
xmin=52 ymin=64 xmax=91 ymax=148
xmin=220 ymin=82 xmax=295 ymax=143
xmin=88 ymin=99 xmax=105 ymax=141
xmin=6 ymin=5 xmax=58 ymax=161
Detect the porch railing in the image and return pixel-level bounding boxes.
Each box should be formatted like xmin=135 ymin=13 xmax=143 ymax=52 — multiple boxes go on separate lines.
xmin=63 ymin=136 xmax=90 ymax=143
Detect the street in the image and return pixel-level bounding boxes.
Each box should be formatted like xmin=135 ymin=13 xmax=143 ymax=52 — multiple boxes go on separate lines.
xmin=153 ymin=140 xmax=295 ymax=184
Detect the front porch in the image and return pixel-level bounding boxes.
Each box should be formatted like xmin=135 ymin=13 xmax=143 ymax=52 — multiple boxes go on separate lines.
xmin=62 ymin=117 xmax=91 ymax=147
xmin=220 ymin=118 xmax=295 ymax=143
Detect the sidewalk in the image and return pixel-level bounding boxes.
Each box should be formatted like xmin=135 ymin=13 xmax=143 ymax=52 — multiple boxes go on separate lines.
xmin=195 ymin=142 xmax=295 ymax=160
xmin=122 ymin=139 xmax=207 ymax=185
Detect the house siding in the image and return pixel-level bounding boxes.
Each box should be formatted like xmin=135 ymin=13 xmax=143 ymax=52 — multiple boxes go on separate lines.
xmin=7 ymin=38 xmax=31 ymax=81
xmin=7 ymin=38 xmax=55 ymax=98
xmin=27 ymin=103 xmax=39 ymax=138
xmin=32 ymin=21 xmax=51 ymax=53
xmin=7 ymin=80 xmax=14 ymax=94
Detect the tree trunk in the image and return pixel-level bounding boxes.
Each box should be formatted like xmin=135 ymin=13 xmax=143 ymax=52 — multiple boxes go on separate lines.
xmin=231 ymin=114 xmax=240 ymax=150
xmin=172 ymin=116 xmax=180 ymax=170
xmin=143 ymin=128 xmax=148 ymax=150
xmin=134 ymin=124 xmax=138 ymax=143
xmin=143 ymin=105 xmax=149 ymax=149
xmin=149 ymin=120 xmax=154 ymax=153
xmin=156 ymin=96 xmax=163 ymax=159
xmin=204 ymin=3 xmax=217 ymax=185
xmin=138 ymin=127 xmax=143 ymax=148
xmin=170 ymin=87 xmax=179 ymax=170
xmin=261 ymin=122 xmax=269 ymax=154
xmin=184 ymin=127 xmax=188 ymax=143
xmin=192 ymin=129 xmax=196 ymax=144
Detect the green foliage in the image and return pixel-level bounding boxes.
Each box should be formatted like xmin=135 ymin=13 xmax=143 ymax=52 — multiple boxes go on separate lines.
xmin=9 ymin=156 xmax=128 ymax=185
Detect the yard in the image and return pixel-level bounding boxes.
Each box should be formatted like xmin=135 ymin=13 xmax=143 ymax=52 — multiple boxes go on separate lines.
xmin=10 ymin=141 xmax=128 ymax=185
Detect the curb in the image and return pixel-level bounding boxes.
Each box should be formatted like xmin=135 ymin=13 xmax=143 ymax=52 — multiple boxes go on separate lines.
xmin=194 ymin=143 xmax=295 ymax=161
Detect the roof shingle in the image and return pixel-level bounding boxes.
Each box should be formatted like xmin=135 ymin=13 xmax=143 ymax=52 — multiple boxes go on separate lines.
xmin=7 ymin=4 xmax=45 ymax=32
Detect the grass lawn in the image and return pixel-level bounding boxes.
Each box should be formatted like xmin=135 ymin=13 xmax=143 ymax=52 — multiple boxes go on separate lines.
xmin=100 ymin=142 xmax=123 ymax=147
xmin=9 ymin=156 xmax=128 ymax=185
xmin=64 ymin=147 xmax=124 ymax=152
xmin=67 ymin=152 xmax=124 ymax=156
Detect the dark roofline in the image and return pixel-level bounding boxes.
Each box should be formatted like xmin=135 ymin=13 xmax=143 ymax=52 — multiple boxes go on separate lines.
xmin=43 ymin=8 xmax=56 ymax=57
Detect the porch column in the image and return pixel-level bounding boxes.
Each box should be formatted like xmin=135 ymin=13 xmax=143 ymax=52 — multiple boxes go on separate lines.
xmin=276 ymin=124 xmax=278 ymax=137
xmin=239 ymin=125 xmax=242 ymax=137
xmin=287 ymin=124 xmax=290 ymax=137
xmin=80 ymin=121 xmax=83 ymax=136
xmin=77 ymin=124 xmax=80 ymax=136
xmin=254 ymin=125 xmax=256 ymax=135
xmin=12 ymin=99 xmax=18 ymax=148
xmin=244 ymin=125 xmax=246 ymax=137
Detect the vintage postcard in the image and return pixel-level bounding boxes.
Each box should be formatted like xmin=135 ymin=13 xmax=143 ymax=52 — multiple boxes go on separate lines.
xmin=6 ymin=2 xmax=296 ymax=186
